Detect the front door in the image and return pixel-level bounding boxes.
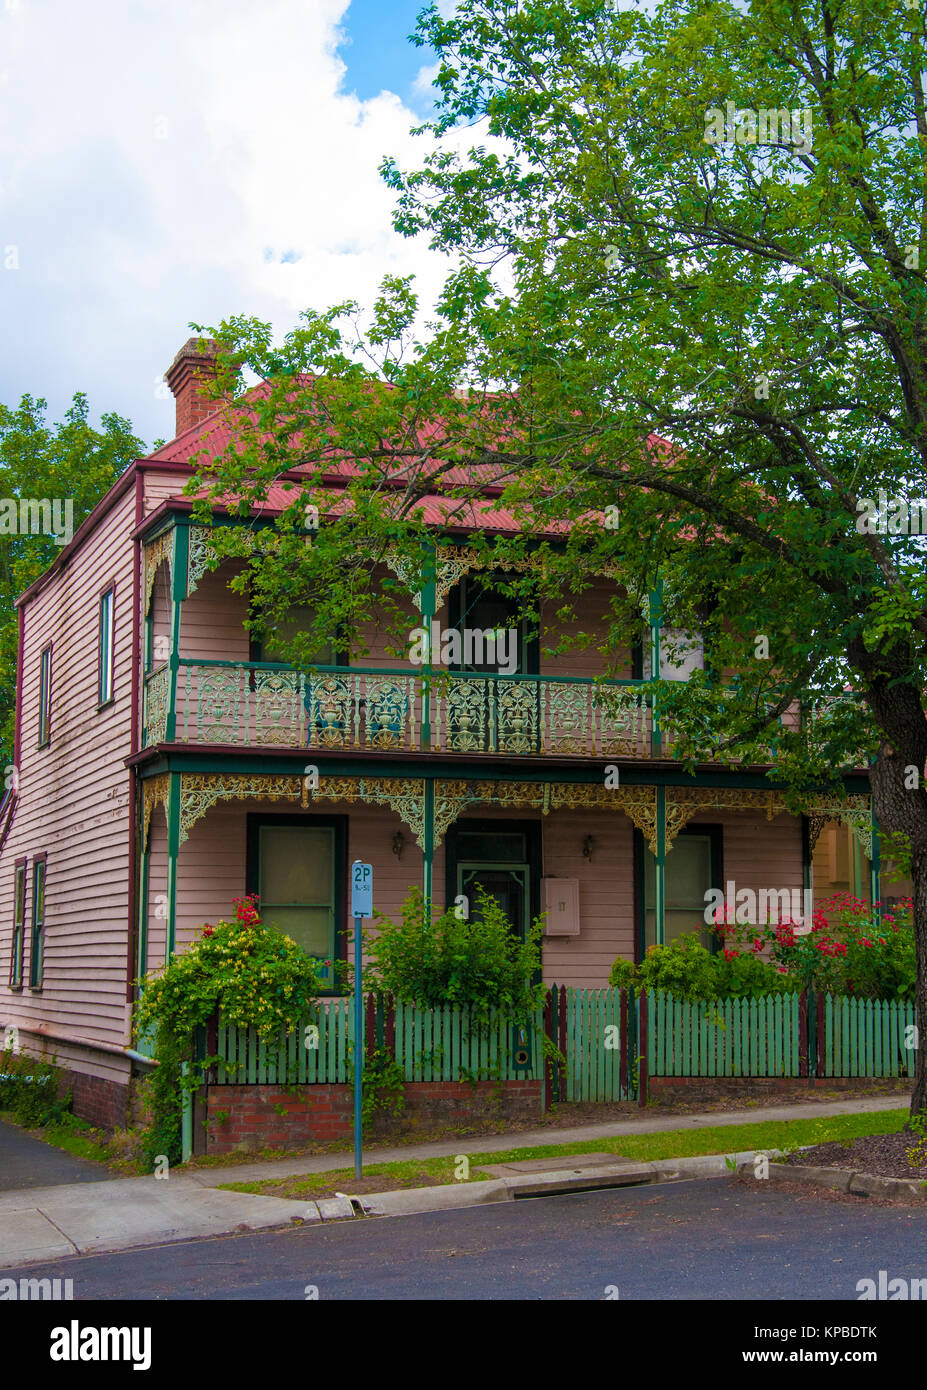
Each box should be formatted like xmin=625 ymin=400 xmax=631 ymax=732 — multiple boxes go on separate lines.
xmin=457 ymin=863 xmax=530 ymax=940
xmin=447 ymin=822 xmax=540 ymax=942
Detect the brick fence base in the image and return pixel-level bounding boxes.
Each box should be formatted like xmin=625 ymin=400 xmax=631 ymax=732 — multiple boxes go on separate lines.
xmin=200 ymin=1079 xmax=543 ymax=1156
xmin=648 ymin=1075 xmax=912 ymax=1104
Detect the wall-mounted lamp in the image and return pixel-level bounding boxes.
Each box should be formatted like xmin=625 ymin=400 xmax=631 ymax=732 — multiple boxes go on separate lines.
xmin=392 ymin=830 xmax=406 ymax=860
xmin=582 ymin=835 xmax=595 ymax=861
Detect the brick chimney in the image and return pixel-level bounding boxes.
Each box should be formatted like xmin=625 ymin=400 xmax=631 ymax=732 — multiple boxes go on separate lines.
xmin=164 ymin=337 xmax=220 ymax=437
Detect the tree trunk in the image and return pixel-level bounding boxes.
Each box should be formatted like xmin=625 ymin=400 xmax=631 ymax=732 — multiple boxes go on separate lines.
xmin=910 ymin=846 xmax=927 ymax=1117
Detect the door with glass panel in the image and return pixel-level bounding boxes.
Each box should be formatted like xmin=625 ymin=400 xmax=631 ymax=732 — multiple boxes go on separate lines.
xmin=642 ymin=826 xmax=720 ymax=951
xmin=250 ymin=819 xmax=342 ymax=990
xmin=447 ymin=825 xmax=539 ymax=943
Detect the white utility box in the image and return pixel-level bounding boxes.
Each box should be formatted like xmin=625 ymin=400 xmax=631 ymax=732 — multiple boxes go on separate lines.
xmin=543 ymin=877 xmax=580 ymax=935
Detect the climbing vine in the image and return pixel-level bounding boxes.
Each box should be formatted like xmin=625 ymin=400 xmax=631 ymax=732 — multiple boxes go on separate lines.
xmin=134 ymin=896 xmax=326 ymax=1166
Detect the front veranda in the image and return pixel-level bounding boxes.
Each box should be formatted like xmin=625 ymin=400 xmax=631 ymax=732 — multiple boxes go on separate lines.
xmin=135 ymin=770 xmax=882 ymax=1155
xmin=137 ymin=769 xmax=877 ymax=989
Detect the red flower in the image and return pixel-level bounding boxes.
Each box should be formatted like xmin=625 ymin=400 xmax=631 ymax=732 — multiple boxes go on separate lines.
xmin=202 ymin=926 xmax=215 ymax=938
xmin=723 ymin=948 xmax=739 ymax=961
xmin=232 ymin=894 xmax=261 ymax=927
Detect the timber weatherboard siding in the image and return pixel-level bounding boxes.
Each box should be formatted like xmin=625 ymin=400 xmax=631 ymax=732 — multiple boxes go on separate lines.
xmin=0 ymin=482 xmax=136 ymax=1089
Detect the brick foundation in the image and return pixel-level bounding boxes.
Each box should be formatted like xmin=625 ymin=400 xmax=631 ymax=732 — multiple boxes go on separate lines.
xmin=61 ymin=1067 xmax=130 ymax=1130
xmin=201 ymin=1079 xmax=543 ymax=1155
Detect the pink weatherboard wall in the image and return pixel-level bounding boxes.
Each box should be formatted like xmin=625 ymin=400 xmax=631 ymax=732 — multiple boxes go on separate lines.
xmin=0 ymin=481 xmax=137 ymax=1096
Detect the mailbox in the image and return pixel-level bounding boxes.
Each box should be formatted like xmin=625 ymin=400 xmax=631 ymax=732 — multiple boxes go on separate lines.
xmin=511 ymin=1022 xmax=532 ymax=1071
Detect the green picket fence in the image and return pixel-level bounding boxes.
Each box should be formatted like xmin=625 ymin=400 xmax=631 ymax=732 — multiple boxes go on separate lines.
xmin=210 ymin=987 xmax=917 ymax=1090
xmin=214 ymin=997 xmax=543 ymax=1085
xmin=216 ymin=998 xmax=353 ymax=1084
xmin=560 ymin=987 xmax=634 ymax=1102
xmin=819 ymin=994 xmax=916 ymax=1078
xmin=645 ymin=989 xmax=917 ymax=1079
xmin=647 ymin=991 xmax=802 ymax=1078
xmin=393 ymin=1002 xmax=544 ymax=1082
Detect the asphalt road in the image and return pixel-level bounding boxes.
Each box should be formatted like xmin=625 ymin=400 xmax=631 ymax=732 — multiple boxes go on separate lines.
xmin=7 ymin=1177 xmax=927 ymax=1301
xmin=0 ymin=1116 xmax=108 ymax=1190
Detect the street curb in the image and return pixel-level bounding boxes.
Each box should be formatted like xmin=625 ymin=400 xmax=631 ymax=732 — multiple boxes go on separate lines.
xmin=755 ymin=1161 xmax=927 ymax=1202
xmin=358 ymin=1148 xmax=787 ymax=1217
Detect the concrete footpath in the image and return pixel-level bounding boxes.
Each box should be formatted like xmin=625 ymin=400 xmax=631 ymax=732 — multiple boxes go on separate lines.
xmin=0 ymin=1094 xmax=909 ymax=1269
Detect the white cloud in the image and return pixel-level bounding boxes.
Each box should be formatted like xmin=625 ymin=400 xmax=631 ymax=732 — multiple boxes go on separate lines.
xmin=0 ymin=0 xmax=477 ymax=442
xmin=413 ymin=61 xmax=442 ymax=97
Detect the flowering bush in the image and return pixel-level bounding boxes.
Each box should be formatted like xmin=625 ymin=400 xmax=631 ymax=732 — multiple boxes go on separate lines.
xmin=711 ymin=893 xmax=915 ymax=1001
xmin=134 ymin=896 xmax=327 ymax=1165
xmin=608 ymin=933 xmax=796 ymax=1000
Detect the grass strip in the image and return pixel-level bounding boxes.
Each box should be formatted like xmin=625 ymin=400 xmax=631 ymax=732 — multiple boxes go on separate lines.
xmin=217 ymin=1108 xmax=908 ymax=1200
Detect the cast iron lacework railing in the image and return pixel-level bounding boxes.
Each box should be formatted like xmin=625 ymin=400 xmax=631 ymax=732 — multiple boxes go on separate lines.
xmin=143 ymin=664 xmax=170 ymax=745
xmin=161 ymin=659 xmax=660 ymax=758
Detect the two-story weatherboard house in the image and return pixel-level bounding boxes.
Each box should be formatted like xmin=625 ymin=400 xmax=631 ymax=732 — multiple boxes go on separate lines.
xmin=0 ymin=339 xmax=897 ymax=1128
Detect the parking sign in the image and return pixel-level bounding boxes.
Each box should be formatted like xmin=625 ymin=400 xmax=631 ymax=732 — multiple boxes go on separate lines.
xmin=351 ymin=861 xmax=373 ymax=918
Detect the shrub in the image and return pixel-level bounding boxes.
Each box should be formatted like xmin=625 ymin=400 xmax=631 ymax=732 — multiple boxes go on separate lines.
xmin=712 ymin=950 xmax=799 ymax=998
xmin=0 ymin=1047 xmax=71 ymax=1127
xmin=607 ymin=957 xmax=637 ymax=990
xmin=608 ymin=934 xmax=720 ymax=1001
xmin=608 ymin=935 xmax=799 ymax=1000
xmin=134 ymin=895 xmax=327 ymax=1165
xmin=365 ymin=887 xmax=546 ymax=1025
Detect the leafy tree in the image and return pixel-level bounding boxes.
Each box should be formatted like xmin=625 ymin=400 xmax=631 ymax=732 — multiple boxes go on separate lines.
xmin=0 ymin=395 xmax=143 ymax=763
xmin=187 ymin=0 xmax=927 ymax=1113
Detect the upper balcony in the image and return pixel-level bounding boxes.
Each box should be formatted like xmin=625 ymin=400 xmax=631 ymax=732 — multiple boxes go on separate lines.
xmin=138 ymin=526 xmax=803 ymax=766
xmin=143 ymin=660 xmax=663 ymax=760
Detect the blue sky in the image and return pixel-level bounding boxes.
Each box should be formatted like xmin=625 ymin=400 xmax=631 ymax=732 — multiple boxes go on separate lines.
xmin=339 ymin=0 xmax=439 ymax=105
xmin=0 ymin=0 xmax=463 ymax=448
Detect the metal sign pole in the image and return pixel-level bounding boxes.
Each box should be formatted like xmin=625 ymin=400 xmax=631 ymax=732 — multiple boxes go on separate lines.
xmin=353 ymin=909 xmax=362 ymax=1180
xmin=350 ymin=861 xmax=372 ymax=1182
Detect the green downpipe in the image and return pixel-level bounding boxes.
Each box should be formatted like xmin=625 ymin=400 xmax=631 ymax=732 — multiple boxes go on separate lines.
xmin=655 ymin=785 xmax=666 ymax=945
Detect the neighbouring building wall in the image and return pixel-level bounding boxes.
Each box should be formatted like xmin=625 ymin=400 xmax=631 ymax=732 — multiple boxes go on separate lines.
xmin=810 ymin=822 xmax=906 ymax=908
xmin=0 ymin=483 xmax=137 ymax=1120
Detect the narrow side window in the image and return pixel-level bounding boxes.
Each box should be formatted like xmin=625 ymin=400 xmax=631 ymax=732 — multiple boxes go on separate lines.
xmin=38 ymin=646 xmax=52 ymax=746
xmin=29 ymin=856 xmax=45 ymax=988
xmin=9 ymin=859 xmax=25 ymax=988
xmin=99 ymin=587 xmax=115 ymax=705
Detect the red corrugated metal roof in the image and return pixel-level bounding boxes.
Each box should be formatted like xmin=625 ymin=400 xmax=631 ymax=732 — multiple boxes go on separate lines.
xmin=150 ymin=378 xmax=671 ymax=536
